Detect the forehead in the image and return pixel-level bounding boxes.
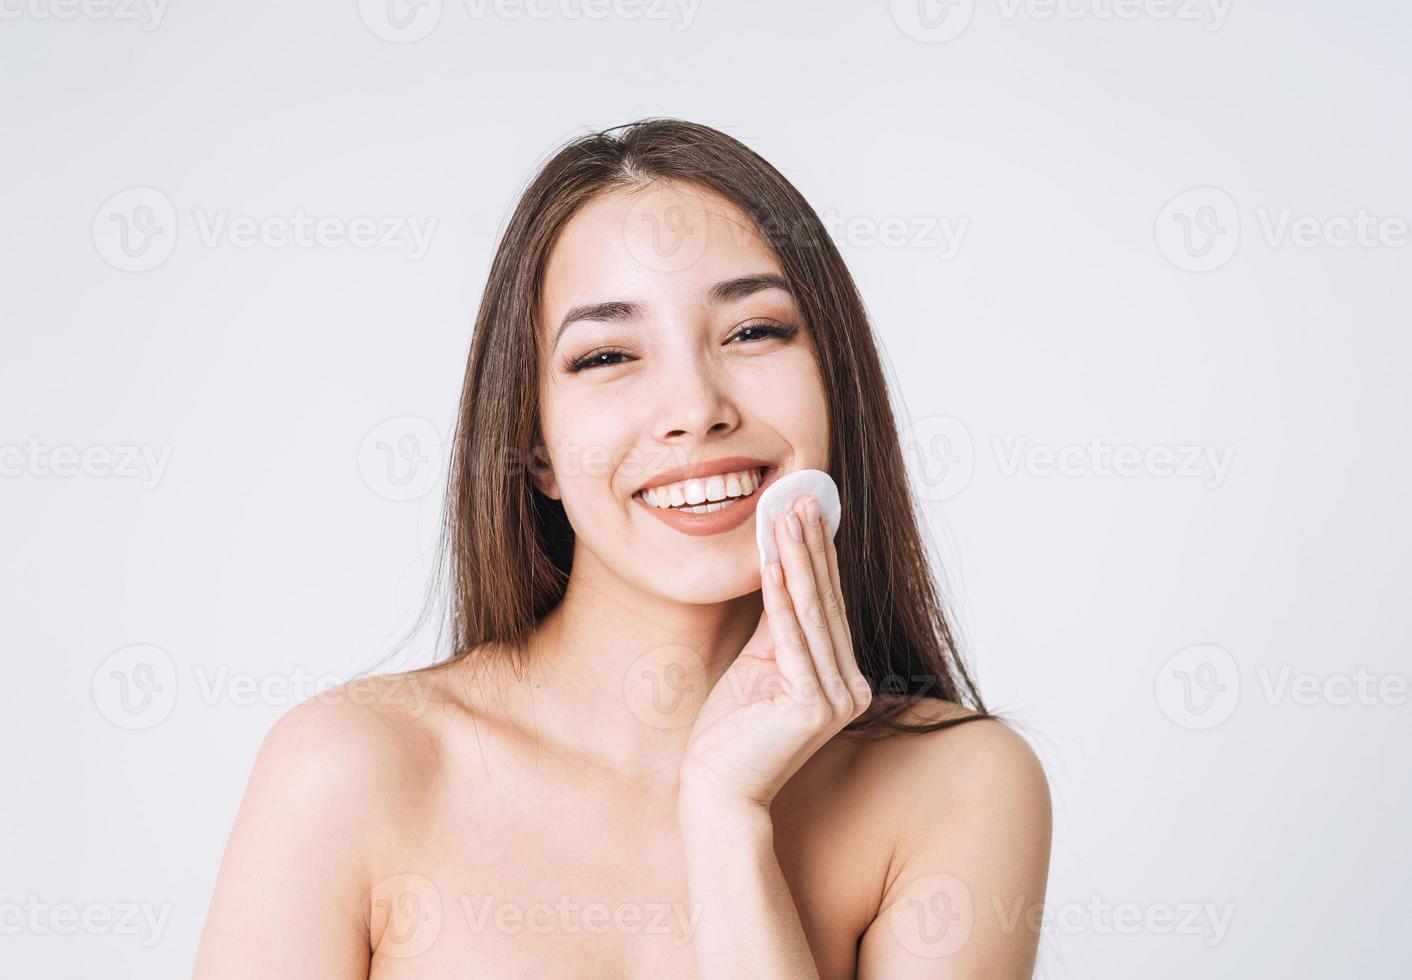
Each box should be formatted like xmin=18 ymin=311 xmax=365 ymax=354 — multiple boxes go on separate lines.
xmin=539 ymin=181 xmax=785 ymax=319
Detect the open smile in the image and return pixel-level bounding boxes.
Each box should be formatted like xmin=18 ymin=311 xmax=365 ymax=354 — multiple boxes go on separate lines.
xmin=633 ymin=465 xmax=781 ymax=537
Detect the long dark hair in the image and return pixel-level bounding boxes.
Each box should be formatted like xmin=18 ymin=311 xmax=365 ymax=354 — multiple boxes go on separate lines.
xmin=426 ymin=118 xmax=988 ymax=736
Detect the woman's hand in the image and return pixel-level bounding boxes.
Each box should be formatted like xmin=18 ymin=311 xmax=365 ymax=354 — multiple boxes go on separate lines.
xmin=679 ymin=493 xmax=873 ymax=810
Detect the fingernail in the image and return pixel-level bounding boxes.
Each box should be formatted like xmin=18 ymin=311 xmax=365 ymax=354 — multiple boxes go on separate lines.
xmin=805 ymin=496 xmax=820 ymax=527
xmin=786 ymin=512 xmax=803 ymax=541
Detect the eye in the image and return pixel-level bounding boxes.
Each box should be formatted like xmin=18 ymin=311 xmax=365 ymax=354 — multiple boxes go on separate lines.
xmin=728 ymin=322 xmax=800 ymax=345
xmin=564 ymin=347 xmax=634 ymax=373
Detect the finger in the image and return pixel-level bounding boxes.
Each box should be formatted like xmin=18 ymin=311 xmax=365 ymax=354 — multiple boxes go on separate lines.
xmin=800 ymin=496 xmax=866 ymax=707
xmin=777 ymin=502 xmax=846 ymax=710
xmin=760 ymin=554 xmax=818 ymax=697
xmin=819 ymin=511 xmax=869 ymax=704
xmin=821 ymin=514 xmax=853 ymax=650
xmin=797 ymin=496 xmax=851 ymax=686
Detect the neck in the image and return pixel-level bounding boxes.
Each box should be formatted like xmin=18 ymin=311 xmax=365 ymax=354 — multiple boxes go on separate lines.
xmin=472 ymin=546 xmax=762 ymax=788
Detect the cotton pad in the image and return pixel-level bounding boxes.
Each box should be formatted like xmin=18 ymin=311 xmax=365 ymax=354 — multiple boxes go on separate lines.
xmin=754 ymin=468 xmax=841 ymax=568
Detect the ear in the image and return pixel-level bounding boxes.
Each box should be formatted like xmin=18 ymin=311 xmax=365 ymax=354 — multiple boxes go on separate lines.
xmin=527 ymin=444 xmax=561 ymax=500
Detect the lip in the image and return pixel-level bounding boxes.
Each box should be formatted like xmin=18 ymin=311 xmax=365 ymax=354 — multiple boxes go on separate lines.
xmin=633 ymin=463 xmax=781 ymax=538
xmin=633 ymin=455 xmax=777 ymax=496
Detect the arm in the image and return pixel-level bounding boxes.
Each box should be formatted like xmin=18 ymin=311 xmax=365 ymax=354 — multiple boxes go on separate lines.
xmin=676 ymin=790 xmax=821 ymax=979
xmin=192 ymin=697 xmax=379 ymax=979
xmin=675 ymin=494 xmax=873 ymax=978
xmin=857 ymin=719 xmax=1053 ymax=978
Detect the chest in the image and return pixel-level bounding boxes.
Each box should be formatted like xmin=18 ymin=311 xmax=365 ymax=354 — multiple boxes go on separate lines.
xmin=364 ymin=755 xmax=874 ymax=979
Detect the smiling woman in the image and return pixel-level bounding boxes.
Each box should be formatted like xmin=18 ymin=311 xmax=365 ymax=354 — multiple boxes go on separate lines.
xmin=193 ymin=118 xmax=1051 ymax=979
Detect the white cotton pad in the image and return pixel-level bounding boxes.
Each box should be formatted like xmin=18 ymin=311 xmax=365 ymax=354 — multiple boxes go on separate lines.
xmin=754 ymin=468 xmax=841 ymax=568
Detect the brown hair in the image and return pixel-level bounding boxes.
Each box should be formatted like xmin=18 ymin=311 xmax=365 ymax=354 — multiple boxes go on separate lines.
xmin=428 ymin=118 xmax=989 ymax=736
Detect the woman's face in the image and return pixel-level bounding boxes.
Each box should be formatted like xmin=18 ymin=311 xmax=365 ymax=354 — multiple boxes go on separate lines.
xmin=534 ymin=180 xmax=830 ymax=604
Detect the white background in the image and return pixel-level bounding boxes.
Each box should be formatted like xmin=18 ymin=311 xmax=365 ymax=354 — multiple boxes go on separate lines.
xmin=3 ymin=1 xmax=1409 ymax=977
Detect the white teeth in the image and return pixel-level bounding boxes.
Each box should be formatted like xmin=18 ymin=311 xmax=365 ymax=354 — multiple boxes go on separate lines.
xmin=640 ymin=467 xmax=766 ymax=510
xmin=678 ymin=498 xmax=738 ymax=514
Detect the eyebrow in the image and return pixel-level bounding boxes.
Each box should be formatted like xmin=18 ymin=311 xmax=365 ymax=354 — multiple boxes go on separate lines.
xmin=554 ymin=273 xmax=793 ymax=349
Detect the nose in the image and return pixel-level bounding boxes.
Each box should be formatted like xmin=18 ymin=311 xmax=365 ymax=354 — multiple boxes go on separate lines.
xmin=653 ymin=355 xmax=741 ymax=444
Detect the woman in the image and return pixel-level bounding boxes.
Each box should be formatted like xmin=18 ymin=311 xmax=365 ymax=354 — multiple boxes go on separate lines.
xmin=194 ymin=118 xmax=1051 ymax=978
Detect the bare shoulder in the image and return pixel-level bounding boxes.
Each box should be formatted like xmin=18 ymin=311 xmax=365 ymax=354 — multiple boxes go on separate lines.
xmin=869 ymin=699 xmax=1047 ymax=796
xmin=251 ymin=668 xmax=458 ymax=811
xmin=193 ymin=668 xmax=462 ymax=976
xmin=851 ymin=698 xmax=1053 ymax=977
xmin=850 ymin=698 xmax=1051 ymax=841
xmin=221 ymin=670 xmax=455 ymax=867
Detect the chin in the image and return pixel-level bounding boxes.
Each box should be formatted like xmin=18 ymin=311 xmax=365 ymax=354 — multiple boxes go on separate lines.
xmin=647 ymin=561 xmax=760 ymax=606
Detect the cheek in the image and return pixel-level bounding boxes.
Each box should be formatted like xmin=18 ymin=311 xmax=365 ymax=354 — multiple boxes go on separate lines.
xmin=752 ymin=352 xmax=830 ymax=459
xmin=540 ymin=388 xmax=637 ymax=502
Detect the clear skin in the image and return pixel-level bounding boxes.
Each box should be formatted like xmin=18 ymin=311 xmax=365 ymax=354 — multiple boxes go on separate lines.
xmin=193 ymin=180 xmax=1051 ymax=979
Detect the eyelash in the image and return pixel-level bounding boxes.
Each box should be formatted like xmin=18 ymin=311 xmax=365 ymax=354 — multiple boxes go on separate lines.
xmin=563 ymin=322 xmax=800 ymax=374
